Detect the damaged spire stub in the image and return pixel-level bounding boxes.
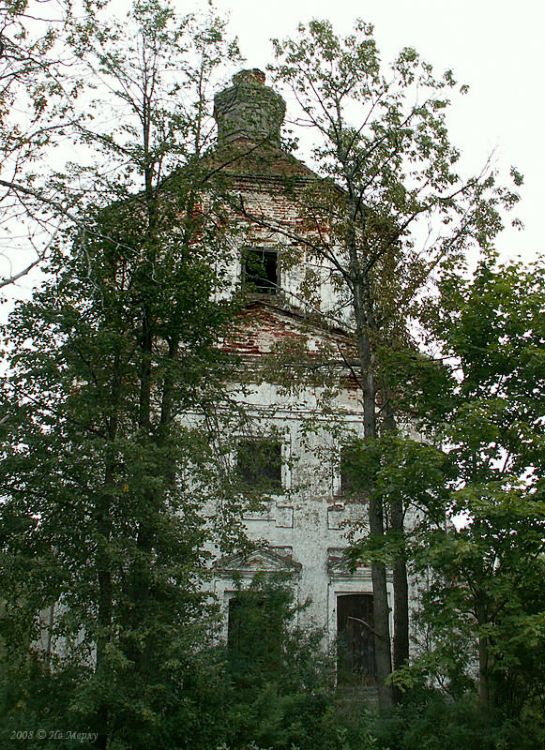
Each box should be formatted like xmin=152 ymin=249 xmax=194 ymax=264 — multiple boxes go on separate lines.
xmin=214 ymin=68 xmax=286 ymax=147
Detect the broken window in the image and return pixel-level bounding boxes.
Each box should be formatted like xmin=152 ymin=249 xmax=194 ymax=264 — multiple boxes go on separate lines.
xmin=336 ymin=593 xmax=376 ymax=685
xmin=339 ymin=446 xmax=354 ymax=496
xmin=242 ymin=247 xmax=279 ymax=294
xmin=337 ymin=445 xmax=368 ymax=501
xmin=236 ymin=437 xmax=283 ymax=493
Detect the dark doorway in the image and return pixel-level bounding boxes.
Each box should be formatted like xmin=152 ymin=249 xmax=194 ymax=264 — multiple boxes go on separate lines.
xmin=227 ymin=587 xmax=288 ymax=688
xmin=336 ymin=593 xmax=377 ymax=685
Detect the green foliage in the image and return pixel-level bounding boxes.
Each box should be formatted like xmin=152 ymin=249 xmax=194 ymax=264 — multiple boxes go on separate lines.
xmin=337 ymin=256 xmax=545 ymax=735
xmin=0 ymin=2 xmax=245 ymax=747
xmin=145 ymin=570 xmax=383 ymax=750
xmin=380 ymin=257 xmax=545 ymax=721
xmin=221 ymin=575 xmax=344 ymax=750
xmin=0 ymin=214 xmax=237 ymax=748
xmin=370 ymin=689 xmax=545 ymax=750
xmin=372 ymin=692 xmax=497 ymax=750
xmin=342 ymin=435 xmax=451 ymax=516
xmin=271 ymin=19 xmax=521 ymax=347
xmin=270 ymin=20 xmax=522 ymax=711
xmin=2 ymin=6 xmax=542 ymax=748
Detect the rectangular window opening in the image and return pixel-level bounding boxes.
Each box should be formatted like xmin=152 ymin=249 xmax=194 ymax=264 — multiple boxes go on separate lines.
xmin=236 ymin=437 xmax=283 ymax=493
xmin=337 ymin=445 xmax=368 ymax=502
xmin=336 ymin=593 xmax=377 ymax=685
xmin=242 ymin=247 xmax=279 ymax=294
xmin=339 ymin=447 xmax=354 ymax=496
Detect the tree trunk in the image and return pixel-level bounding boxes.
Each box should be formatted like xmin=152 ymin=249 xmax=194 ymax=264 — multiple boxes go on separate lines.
xmin=476 ymin=594 xmax=492 ymax=710
xmin=95 ymin=497 xmax=112 ymax=750
xmin=350 ymin=246 xmax=393 ymax=711
xmin=95 ymin=352 xmax=123 ymax=749
xmin=368 ymin=500 xmax=393 ymax=711
xmin=392 ymin=550 xmax=409 ymax=672
xmin=382 ymin=386 xmax=410 ymax=697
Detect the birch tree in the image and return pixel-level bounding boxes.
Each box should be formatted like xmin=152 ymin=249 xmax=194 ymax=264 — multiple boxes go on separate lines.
xmin=270 ymin=20 xmax=520 ymax=710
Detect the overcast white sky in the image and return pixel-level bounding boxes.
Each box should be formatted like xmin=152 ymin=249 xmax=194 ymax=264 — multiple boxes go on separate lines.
xmin=201 ymin=0 xmax=544 ymax=262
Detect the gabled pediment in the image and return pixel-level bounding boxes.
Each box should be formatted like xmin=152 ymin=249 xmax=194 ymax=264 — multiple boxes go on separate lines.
xmin=223 ymin=299 xmax=353 ymax=358
xmin=213 ymin=546 xmax=301 ymax=576
xmin=327 ymin=548 xmax=372 ymax=581
xmin=327 ymin=548 xmax=393 ymax=582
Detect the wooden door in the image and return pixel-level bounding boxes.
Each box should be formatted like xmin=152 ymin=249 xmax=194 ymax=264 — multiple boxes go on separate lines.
xmin=336 ymin=593 xmax=377 ymax=685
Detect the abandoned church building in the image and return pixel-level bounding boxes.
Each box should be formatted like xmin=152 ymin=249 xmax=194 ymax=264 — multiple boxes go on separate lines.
xmin=205 ymin=69 xmax=419 ymax=686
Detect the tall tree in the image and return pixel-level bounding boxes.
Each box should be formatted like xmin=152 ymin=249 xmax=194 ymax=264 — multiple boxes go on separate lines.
xmin=266 ymin=20 xmax=520 ymax=709
xmin=0 ymin=2 xmax=244 ymax=747
xmin=412 ymin=257 xmax=545 ymax=716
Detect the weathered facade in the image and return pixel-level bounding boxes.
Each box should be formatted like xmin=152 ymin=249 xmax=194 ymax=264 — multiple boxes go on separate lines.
xmin=208 ymin=69 xmax=399 ymax=683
